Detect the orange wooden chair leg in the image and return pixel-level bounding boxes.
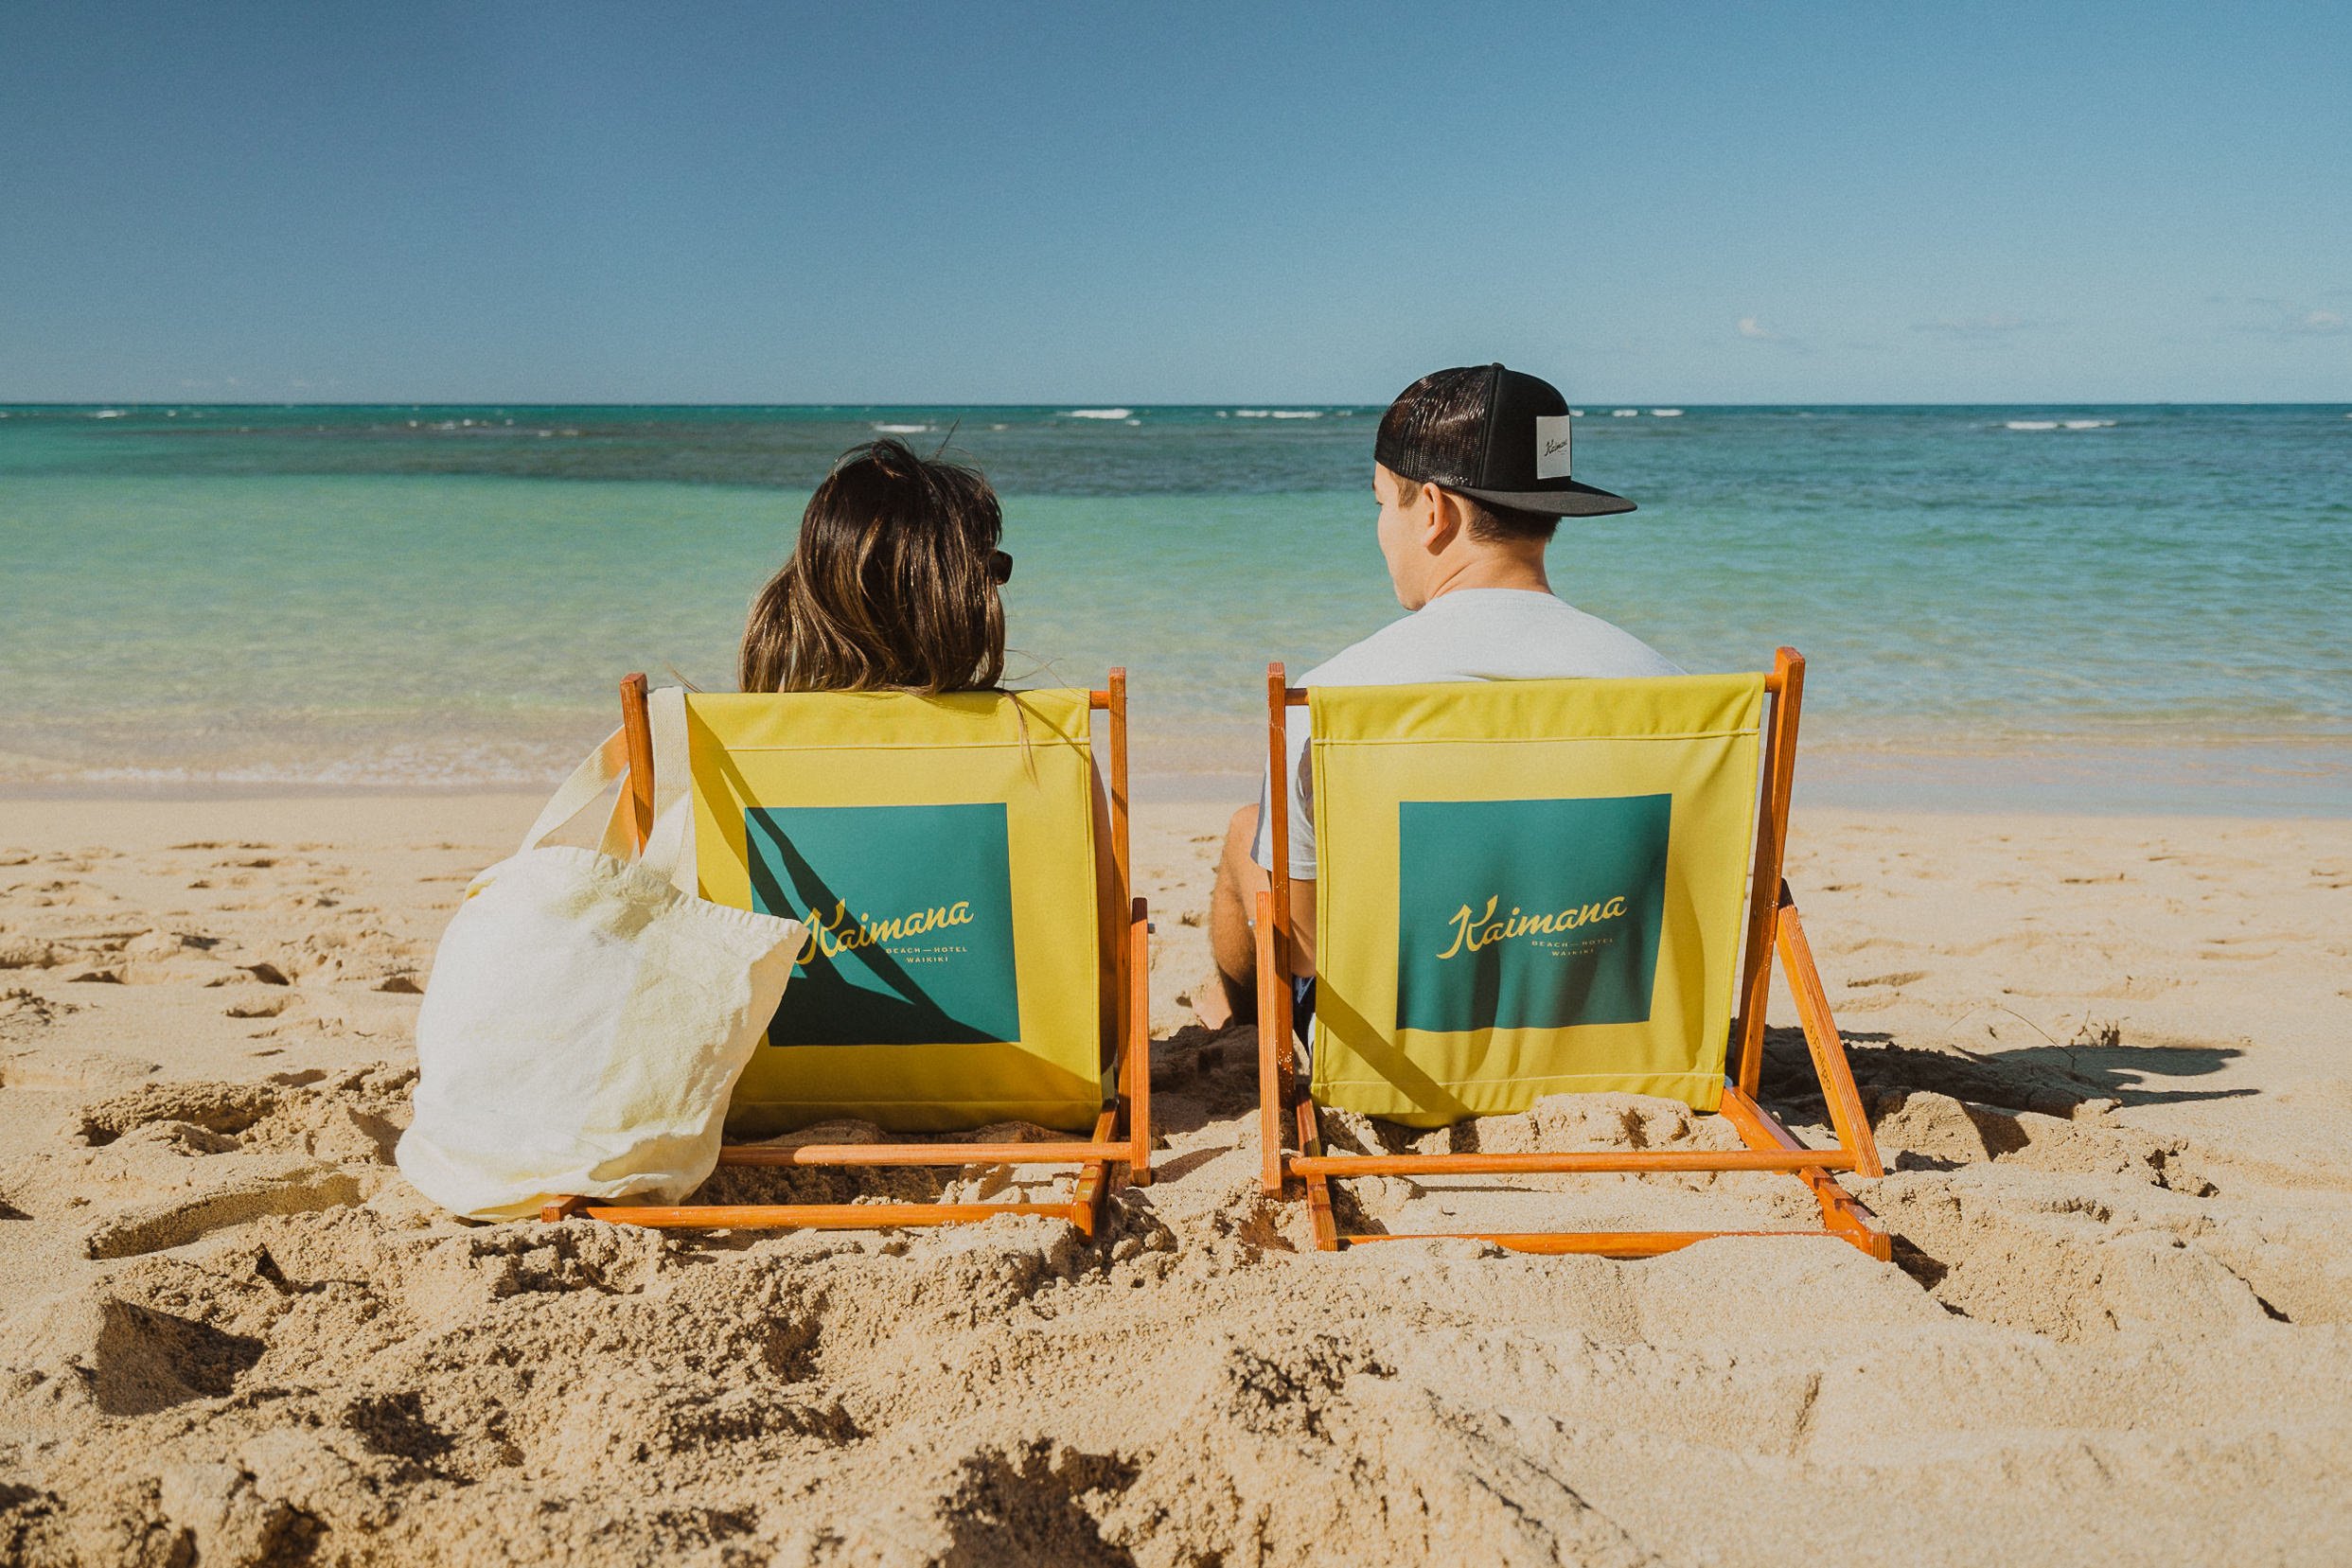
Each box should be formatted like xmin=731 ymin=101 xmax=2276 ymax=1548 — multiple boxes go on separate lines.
xmin=1295 ymin=1097 xmax=1337 ymax=1250
xmin=1070 ymin=1101 xmax=1120 ymax=1234
xmin=1775 ymin=889 xmax=1883 ymax=1176
xmin=1125 ymin=897 xmax=1153 ymax=1186
xmin=1255 ymin=890 xmax=1287 ymax=1196
xmin=1719 ymin=1083 xmax=1891 ymax=1261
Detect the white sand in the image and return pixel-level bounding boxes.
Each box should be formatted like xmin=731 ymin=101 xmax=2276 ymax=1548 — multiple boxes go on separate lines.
xmin=2 ymin=794 xmax=2348 ymax=1565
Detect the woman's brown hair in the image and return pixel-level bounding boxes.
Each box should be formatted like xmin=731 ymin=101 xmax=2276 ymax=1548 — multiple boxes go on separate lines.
xmin=738 ymin=438 xmax=1007 ymax=694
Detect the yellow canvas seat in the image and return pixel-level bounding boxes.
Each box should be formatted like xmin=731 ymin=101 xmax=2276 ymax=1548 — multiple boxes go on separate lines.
xmin=547 ymin=672 xmax=1150 ymax=1236
xmin=1253 ymin=649 xmax=1886 ymax=1258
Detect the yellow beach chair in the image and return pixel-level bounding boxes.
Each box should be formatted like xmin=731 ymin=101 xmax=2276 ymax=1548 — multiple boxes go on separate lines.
xmin=545 ymin=671 xmax=1151 ymax=1235
xmin=1254 ymin=648 xmax=1886 ymax=1258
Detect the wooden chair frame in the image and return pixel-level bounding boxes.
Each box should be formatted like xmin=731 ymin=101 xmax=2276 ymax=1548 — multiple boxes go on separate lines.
xmin=1254 ymin=648 xmax=1889 ymax=1260
xmin=545 ymin=670 xmax=1152 ymax=1237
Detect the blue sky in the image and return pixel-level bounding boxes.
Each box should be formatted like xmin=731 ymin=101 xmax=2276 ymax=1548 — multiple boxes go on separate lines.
xmin=3 ymin=2 xmax=2345 ymax=403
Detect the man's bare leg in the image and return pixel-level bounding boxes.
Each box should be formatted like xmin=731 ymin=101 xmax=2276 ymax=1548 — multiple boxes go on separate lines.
xmin=1198 ymin=804 xmax=1265 ymax=1029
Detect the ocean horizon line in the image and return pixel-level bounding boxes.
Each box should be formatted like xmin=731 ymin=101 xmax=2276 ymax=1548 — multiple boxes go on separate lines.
xmin=8 ymin=398 xmax=2350 ymax=410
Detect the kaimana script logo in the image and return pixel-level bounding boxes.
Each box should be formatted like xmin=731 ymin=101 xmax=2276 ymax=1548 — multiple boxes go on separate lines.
xmin=1394 ymin=794 xmax=1670 ymax=1033
xmin=747 ymin=802 xmax=1019 ymax=1047
xmin=797 ymin=896 xmax=979 ymax=963
xmin=1435 ymin=893 xmax=1631 ymax=960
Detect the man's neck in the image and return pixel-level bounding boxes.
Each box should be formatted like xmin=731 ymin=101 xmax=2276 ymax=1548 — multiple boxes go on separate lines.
xmin=1421 ymin=550 xmax=1551 ymax=605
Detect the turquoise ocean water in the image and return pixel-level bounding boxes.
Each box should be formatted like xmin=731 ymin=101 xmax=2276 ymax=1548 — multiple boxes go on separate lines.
xmin=3 ymin=404 xmax=2347 ymax=810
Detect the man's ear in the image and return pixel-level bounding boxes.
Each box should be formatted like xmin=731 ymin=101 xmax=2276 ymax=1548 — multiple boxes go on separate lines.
xmin=1424 ymin=487 xmax=1469 ymax=553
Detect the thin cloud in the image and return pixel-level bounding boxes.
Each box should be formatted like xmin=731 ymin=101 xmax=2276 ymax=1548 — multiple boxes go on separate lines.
xmin=1736 ymin=316 xmax=1808 ymax=352
xmin=1736 ymin=315 xmax=1809 ymax=353
xmin=1912 ymin=312 xmax=2033 ymax=338
xmin=2232 ymin=303 xmax=2346 ymax=336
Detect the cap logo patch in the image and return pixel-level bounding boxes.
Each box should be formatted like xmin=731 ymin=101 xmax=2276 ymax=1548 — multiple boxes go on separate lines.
xmin=1535 ymin=414 xmax=1573 ymax=479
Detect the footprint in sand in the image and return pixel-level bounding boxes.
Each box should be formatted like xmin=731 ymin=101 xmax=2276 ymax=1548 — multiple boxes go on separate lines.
xmin=0 ymin=1034 xmax=149 ymax=1085
xmin=0 ymin=935 xmax=64 ymax=970
xmin=9 ymin=1291 xmax=268 ymax=1416
xmin=80 ymin=1163 xmax=363 ymax=1260
xmin=68 ymin=1080 xmax=282 ymax=1145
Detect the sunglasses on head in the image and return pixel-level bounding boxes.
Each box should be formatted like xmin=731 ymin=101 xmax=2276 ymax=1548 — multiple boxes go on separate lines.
xmin=989 ymin=549 xmax=1014 ymax=584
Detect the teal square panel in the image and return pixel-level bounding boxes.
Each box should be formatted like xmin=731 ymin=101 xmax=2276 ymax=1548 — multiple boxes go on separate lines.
xmin=747 ymin=802 xmax=1019 ymax=1047
xmin=1394 ymin=794 xmax=1671 ymax=1033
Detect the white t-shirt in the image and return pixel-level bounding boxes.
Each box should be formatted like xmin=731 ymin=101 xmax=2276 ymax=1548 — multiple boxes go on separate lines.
xmin=1250 ymin=589 xmax=1684 ymax=878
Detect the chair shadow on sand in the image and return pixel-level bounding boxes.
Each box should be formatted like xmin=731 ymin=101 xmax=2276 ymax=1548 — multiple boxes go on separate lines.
xmin=1323 ymin=1026 xmax=2253 ymax=1232
xmin=1762 ymin=1026 xmax=2252 ymax=1117
xmin=1997 ymin=1041 xmax=2251 ymax=1109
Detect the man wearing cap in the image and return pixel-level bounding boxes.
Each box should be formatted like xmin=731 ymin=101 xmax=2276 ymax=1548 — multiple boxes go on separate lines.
xmin=1199 ymin=363 xmax=1682 ymax=1032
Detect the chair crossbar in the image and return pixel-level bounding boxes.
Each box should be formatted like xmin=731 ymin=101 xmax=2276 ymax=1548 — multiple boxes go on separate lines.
xmin=550 ymin=1103 xmax=1127 ymax=1236
xmin=566 ymin=1200 xmax=1093 ymax=1232
xmin=1288 ymin=1147 xmax=1859 ymax=1177
xmin=1345 ymin=1229 xmax=1846 ymax=1258
xmin=719 ymin=1140 xmax=1135 ymax=1168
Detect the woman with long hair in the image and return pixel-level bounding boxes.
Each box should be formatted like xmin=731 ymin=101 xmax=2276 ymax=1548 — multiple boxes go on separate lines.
xmin=739 ymin=438 xmax=1012 ymax=696
xmin=738 ymin=437 xmax=1122 ymax=1035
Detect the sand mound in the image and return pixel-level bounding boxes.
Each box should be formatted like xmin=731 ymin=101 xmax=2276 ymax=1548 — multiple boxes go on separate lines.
xmin=3 ymin=1031 xmax=2348 ymax=1565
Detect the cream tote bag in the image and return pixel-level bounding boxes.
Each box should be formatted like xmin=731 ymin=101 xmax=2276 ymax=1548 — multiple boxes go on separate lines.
xmin=397 ymin=690 xmax=807 ymax=1221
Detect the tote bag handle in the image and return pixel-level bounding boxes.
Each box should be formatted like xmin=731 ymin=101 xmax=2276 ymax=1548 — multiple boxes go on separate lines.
xmin=514 ymin=686 xmax=695 ymax=889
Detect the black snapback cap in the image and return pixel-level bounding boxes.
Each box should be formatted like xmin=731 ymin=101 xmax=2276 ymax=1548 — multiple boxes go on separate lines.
xmin=1375 ymin=362 xmax=1635 ymax=518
